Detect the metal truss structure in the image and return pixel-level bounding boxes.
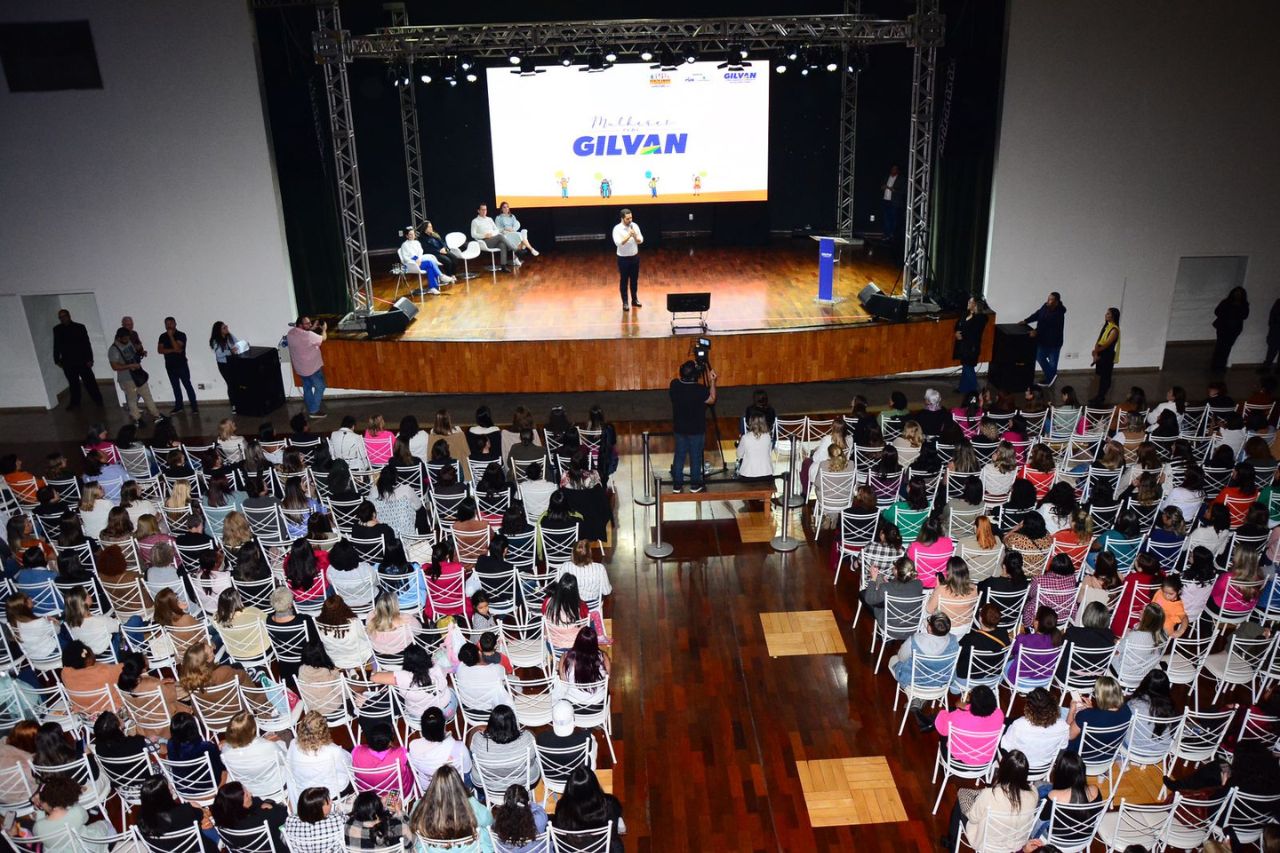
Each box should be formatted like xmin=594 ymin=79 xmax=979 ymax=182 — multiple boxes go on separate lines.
xmin=385 ymin=3 xmax=428 ymax=229
xmin=903 ymin=0 xmax=942 ymax=302
xmin=307 ymin=7 xmax=942 ymax=309
xmin=314 ymin=2 xmax=373 ymax=326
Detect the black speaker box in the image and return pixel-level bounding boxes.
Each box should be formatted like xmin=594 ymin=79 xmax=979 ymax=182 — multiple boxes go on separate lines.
xmin=365 ymin=297 xmax=419 ymax=339
xmin=858 ymin=283 xmax=909 ymax=323
xmin=666 ymin=292 xmax=711 ymax=312
xmin=989 ymin=323 xmax=1037 ymax=393
xmin=227 ymin=346 xmax=285 ymax=417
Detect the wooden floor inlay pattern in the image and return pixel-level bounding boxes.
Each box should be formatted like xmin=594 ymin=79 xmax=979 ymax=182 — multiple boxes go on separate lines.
xmin=760 ymin=610 xmax=848 ymax=657
xmin=797 ymin=757 xmax=909 ymax=827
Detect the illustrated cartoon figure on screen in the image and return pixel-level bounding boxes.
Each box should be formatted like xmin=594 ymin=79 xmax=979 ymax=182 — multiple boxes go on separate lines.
xmin=648 ymin=175 xmax=660 ymax=198
xmin=602 ymin=177 xmax=611 ymax=198
xmin=555 ymin=172 xmax=569 ymax=198
xmin=692 ymin=174 xmax=702 ymax=196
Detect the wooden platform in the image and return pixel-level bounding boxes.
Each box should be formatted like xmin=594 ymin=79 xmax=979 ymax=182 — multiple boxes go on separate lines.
xmin=317 ymin=242 xmax=994 ymax=394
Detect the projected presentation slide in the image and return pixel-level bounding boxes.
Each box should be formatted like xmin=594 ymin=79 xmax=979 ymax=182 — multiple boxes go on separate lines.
xmin=486 ymin=61 xmax=769 ymax=207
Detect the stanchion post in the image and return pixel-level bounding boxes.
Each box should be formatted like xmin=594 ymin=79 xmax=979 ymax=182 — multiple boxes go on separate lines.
xmin=784 ymin=439 xmax=805 ymax=509
xmin=771 ymin=465 xmax=800 ymax=553
xmin=635 ymin=431 xmax=655 ymax=506
xmin=644 ymin=472 xmax=674 ymax=559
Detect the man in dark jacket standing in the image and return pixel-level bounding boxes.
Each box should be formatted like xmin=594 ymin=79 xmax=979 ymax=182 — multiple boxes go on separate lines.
xmin=52 ymin=309 xmax=103 ymax=409
xmin=1021 ymin=291 xmax=1067 ymax=387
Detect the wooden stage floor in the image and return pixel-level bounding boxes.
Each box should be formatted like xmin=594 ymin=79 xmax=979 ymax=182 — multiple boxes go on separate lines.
xmin=367 ymin=240 xmax=900 ymax=342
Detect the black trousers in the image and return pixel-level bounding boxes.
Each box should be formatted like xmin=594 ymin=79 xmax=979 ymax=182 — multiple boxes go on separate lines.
xmin=1094 ymin=351 xmax=1115 ymax=400
xmin=166 ymin=361 xmax=198 ymax=409
xmin=1212 ymin=330 xmax=1240 ymax=371
xmin=217 ymin=361 xmax=237 ymax=411
xmin=61 ymin=362 xmax=103 ymax=406
xmin=618 ymin=254 xmax=640 ymax=304
xmin=1264 ymin=340 xmax=1279 ymax=370
xmin=432 ymin=251 xmax=455 ymax=276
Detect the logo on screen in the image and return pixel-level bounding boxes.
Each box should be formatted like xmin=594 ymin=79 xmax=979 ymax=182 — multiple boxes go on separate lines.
xmin=572 ymin=134 xmax=688 ymax=157
xmin=682 ymin=72 xmax=710 ymax=83
xmin=723 ymin=71 xmax=758 ymax=82
xmin=649 ymin=73 xmax=671 ymax=87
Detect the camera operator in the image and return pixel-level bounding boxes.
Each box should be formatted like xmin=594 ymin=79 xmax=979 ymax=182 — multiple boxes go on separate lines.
xmin=669 ymin=359 xmax=718 ymax=493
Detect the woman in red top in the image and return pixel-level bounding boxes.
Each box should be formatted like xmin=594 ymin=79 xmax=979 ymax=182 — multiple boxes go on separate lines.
xmin=1212 ymin=462 xmax=1259 ymax=527
xmin=285 ymin=538 xmax=329 ymax=603
xmin=1110 ymin=552 xmax=1161 ymax=637
xmin=1019 ymin=444 xmax=1057 ymax=501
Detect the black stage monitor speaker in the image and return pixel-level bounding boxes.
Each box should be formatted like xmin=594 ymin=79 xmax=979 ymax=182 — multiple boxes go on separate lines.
xmin=227 ymin=346 xmax=285 ymax=417
xmin=988 ymin=323 xmax=1037 ymax=393
xmin=666 ymin=292 xmax=711 ymax=312
xmin=858 ymin=282 xmax=909 ymax=323
xmin=365 ymin=297 xmax=419 ymax=339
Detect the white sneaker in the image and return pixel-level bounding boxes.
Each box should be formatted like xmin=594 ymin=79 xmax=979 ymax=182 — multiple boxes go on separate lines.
xmin=442 ymin=276 xmax=457 ymax=284
xmin=529 ymin=247 xmax=540 ymax=257
xmin=510 ymin=257 xmax=522 ymax=267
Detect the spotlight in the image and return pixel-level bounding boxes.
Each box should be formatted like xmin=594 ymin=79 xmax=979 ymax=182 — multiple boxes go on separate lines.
xmin=845 ymin=48 xmax=869 ymax=75
xmin=739 ymin=45 xmax=750 ymax=59
xmin=512 ymin=57 xmax=545 ymax=76
xmin=776 ymin=64 xmax=787 ymax=74
xmin=559 ymin=48 xmax=574 ymax=67
xmin=459 ymin=55 xmax=474 ymax=71
xmin=800 ymin=66 xmax=809 ymax=76
xmin=419 ymin=62 xmax=433 ymax=84
xmin=785 ymin=47 xmax=799 ymax=62
xmin=651 ymin=47 xmax=679 ymax=71
xmin=682 ymin=44 xmax=698 ymax=64
xmin=465 ymin=70 xmax=478 ymax=83
xmin=508 ymin=51 xmax=521 ymax=65
xmin=448 ymin=78 xmax=457 ymax=87
xmin=604 ymin=48 xmax=618 ymax=63
xmin=640 ymin=48 xmax=654 ymax=62
xmin=581 ymin=45 xmax=609 ymax=73
xmin=826 ymin=56 xmax=839 ymax=72
xmin=717 ymin=44 xmax=751 ymax=71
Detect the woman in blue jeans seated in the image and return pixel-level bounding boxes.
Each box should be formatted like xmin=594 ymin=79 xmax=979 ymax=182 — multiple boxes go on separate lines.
xmin=889 ymin=612 xmax=957 ymax=689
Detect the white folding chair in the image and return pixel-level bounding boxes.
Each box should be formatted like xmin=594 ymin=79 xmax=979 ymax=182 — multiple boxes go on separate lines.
xmin=1164 ymin=790 xmax=1231 ymax=851
xmin=833 ymin=510 xmax=879 ymax=586
xmin=1077 ymin=721 xmax=1129 ymax=787
xmin=534 ymin=737 xmax=596 ymax=807
xmin=1168 ymin=708 xmax=1235 ymax=771
xmin=894 ymin=649 xmax=961 ymax=736
xmin=1000 ymin=644 xmax=1065 ymax=712
xmin=1041 ymin=796 xmax=1112 ymax=853
xmin=1203 ymin=634 xmax=1274 ymax=703
xmin=548 ymin=822 xmax=613 ymax=853
xmin=930 ymin=723 xmax=1001 ymax=814
xmin=1052 ymin=643 xmax=1116 ymax=701
xmin=219 ymin=821 xmax=285 ymax=853
xmin=868 ymin=592 xmax=927 ymax=674
xmin=1212 ymin=788 xmax=1280 ymax=848
xmin=96 ymin=748 xmax=157 ymax=828
xmin=1095 ymin=798 xmax=1174 ymax=853
xmin=558 ymin=674 xmax=616 ymax=763
xmin=135 ymin=821 xmax=208 ymax=853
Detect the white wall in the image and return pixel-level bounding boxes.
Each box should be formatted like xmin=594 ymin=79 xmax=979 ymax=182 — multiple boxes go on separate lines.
xmin=21 ymin=295 xmax=65 ymax=408
xmin=0 ymin=1 xmax=296 ymax=409
xmin=985 ymin=1 xmax=1280 ymax=371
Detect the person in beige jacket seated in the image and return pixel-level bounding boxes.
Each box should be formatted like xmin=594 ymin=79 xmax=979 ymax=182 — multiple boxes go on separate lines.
xmin=940 ymin=750 xmax=1038 ymax=850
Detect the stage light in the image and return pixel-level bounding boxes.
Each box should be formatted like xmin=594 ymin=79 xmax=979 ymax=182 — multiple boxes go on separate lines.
xmin=717 ymin=43 xmax=751 ymax=71
xmin=507 ymin=51 xmax=521 ymax=65
xmin=559 ymin=48 xmax=574 ymax=67
xmin=800 ymin=66 xmax=809 ymax=76
xmin=512 ymin=57 xmax=544 ymax=76
xmin=739 ymin=45 xmax=750 ymax=59
xmin=580 ymin=44 xmax=610 ymax=73
xmin=844 ymin=48 xmax=869 ymax=75
xmin=604 ymin=48 xmax=618 ymax=63
xmin=459 ymin=55 xmax=474 ymax=71
xmin=652 ymin=47 xmax=679 ymax=70
xmin=682 ymin=45 xmax=698 ymax=64
xmin=826 ymin=58 xmax=839 ymax=72
xmin=785 ymin=47 xmax=799 ymax=62
xmin=465 ymin=70 xmax=478 ymax=83
xmin=448 ymin=78 xmax=457 ymax=87
xmin=775 ymin=62 xmax=787 ymax=74
xmin=419 ymin=66 xmax=432 ymax=84
xmin=640 ymin=48 xmax=654 ymax=62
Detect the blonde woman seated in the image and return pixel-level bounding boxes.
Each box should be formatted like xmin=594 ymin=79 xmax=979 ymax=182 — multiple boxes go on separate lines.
xmin=216 ymin=419 xmax=248 ymax=465
xmin=316 ymin=595 xmax=373 ymax=671
xmin=62 ymin=587 xmax=120 ymax=659
xmin=179 ymin=641 xmax=256 ymax=711
xmin=78 ymin=483 xmax=114 ymax=541
xmin=135 ymin=515 xmax=175 ymax=566
xmin=1113 ymin=602 xmax=1170 ymax=667
xmin=979 ymin=442 xmax=1019 ymax=502
xmin=737 ymin=414 xmax=774 ymax=482
xmin=287 ymin=711 xmax=355 ymax=805
xmin=219 ymin=711 xmax=288 ymax=799
xmin=891 ymin=420 xmax=924 ymax=466
xmin=926 ymin=557 xmax=980 ymax=628
xmin=365 ymin=591 xmax=422 ymax=656
xmin=213 ymin=588 xmax=269 ymax=660
xmin=814 ymin=445 xmax=853 ymax=526
xmin=554 ymin=541 xmax=612 ymax=610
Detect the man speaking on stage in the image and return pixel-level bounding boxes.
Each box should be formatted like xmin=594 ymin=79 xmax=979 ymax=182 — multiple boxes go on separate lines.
xmin=612 ymin=208 xmax=644 ymax=312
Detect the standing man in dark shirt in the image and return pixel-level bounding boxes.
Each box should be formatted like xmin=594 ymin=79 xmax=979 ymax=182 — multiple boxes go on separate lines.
xmin=669 ymin=360 xmax=718 ymax=493
xmin=157 ymin=316 xmax=198 ymax=415
xmin=52 ymin=309 xmax=103 ymax=409
xmin=1021 ymin=291 xmax=1067 ymax=387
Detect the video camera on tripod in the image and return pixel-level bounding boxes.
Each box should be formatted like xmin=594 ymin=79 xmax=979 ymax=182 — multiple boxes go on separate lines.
xmin=691 ymin=337 xmax=712 ymax=372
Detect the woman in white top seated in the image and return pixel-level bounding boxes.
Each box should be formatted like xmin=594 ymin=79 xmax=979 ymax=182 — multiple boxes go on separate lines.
xmin=554 ymin=541 xmax=612 ymax=609
xmin=553 ymin=625 xmax=610 ymax=707
xmin=220 ymin=711 xmax=288 ymax=799
xmin=999 ymin=687 xmax=1068 ymax=772
xmin=216 ymin=419 xmax=248 ymax=465
xmin=315 ymin=595 xmax=373 ymax=671
xmin=407 ymin=706 xmax=473 ymax=791
xmin=979 ymin=442 xmax=1019 ymax=502
xmin=372 ymin=643 xmax=456 ymax=721
xmin=325 ymin=540 xmax=378 ymax=612
xmin=286 ymin=711 xmax=353 ymax=806
xmin=737 ymin=415 xmax=774 ymax=480
xmin=453 ymin=642 xmax=512 ymax=712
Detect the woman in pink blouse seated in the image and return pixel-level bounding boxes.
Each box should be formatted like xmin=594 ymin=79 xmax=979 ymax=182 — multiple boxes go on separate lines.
xmin=352 ymin=722 xmax=414 ymax=798
xmin=1206 ymin=550 xmax=1264 ymax=619
xmin=906 ymin=515 xmax=956 ymax=589
xmin=929 ymin=685 xmax=1005 ymax=763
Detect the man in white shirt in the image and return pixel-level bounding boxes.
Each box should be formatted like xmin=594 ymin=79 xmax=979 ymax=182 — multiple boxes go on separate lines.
xmin=611 ymin=208 xmax=644 ymax=311
xmin=881 ymin=164 xmax=904 ymax=241
xmin=469 ymin=203 xmax=513 ymax=268
xmin=328 ymin=415 xmax=366 ymax=467
xmin=398 ymin=227 xmax=454 ymax=295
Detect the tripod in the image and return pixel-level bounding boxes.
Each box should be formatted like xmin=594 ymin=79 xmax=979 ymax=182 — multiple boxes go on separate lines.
xmin=700 ymin=359 xmax=728 ymax=477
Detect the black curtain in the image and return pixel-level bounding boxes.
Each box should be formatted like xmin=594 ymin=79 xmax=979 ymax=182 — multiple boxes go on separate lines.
xmin=928 ymin=0 xmax=1006 ymax=309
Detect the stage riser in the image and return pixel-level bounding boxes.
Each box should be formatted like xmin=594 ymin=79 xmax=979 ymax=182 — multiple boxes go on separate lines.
xmin=317 ymin=316 xmax=995 ymax=394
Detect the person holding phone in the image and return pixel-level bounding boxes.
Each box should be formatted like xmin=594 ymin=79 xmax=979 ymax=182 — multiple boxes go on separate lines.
xmin=286 ymin=316 xmax=328 ymax=420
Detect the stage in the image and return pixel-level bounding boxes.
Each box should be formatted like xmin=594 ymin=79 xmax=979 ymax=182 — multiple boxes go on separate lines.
xmin=319 ymin=240 xmax=994 ymax=394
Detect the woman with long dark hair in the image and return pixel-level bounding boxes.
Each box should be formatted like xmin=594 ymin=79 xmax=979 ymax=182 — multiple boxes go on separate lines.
xmin=407 ymin=764 xmax=493 ymax=848
xmin=491 ymin=783 xmax=549 ymax=852
xmin=208 ymin=322 xmax=240 ymax=414
xmin=542 ymin=573 xmax=590 ymax=651
xmin=346 ymin=790 xmax=410 ymax=850
xmin=210 ymin=780 xmax=287 ymax=848
xmin=940 ymin=749 xmax=1036 ymax=850
xmin=553 ymin=766 xmax=626 ymax=850
xmin=137 ymin=772 xmax=219 ymax=852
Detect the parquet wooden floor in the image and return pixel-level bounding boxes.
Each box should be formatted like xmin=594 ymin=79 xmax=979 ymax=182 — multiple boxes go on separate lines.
xmin=760 ymin=610 xmax=849 ymax=657
xmin=797 ymin=757 xmax=909 ymax=826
